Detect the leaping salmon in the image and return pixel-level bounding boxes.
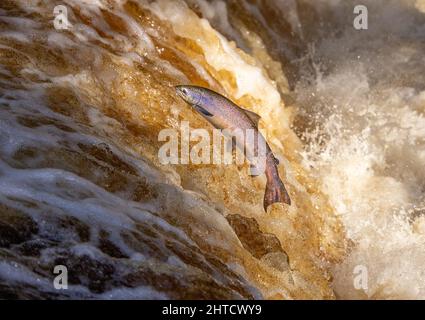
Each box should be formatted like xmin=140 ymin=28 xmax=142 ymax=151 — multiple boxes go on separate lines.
xmin=175 ymin=85 xmax=291 ymax=212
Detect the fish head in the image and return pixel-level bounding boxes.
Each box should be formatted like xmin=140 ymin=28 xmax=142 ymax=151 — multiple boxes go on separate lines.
xmin=175 ymin=85 xmax=215 ymax=118
xmin=175 ymin=85 xmax=203 ymax=106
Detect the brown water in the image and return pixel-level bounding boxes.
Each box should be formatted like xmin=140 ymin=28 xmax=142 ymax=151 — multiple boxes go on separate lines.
xmin=0 ymin=0 xmax=424 ymax=299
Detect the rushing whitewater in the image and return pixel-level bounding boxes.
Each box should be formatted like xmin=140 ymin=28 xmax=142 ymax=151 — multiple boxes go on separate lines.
xmin=292 ymin=0 xmax=425 ymax=299
xmin=0 ymin=0 xmax=424 ymax=299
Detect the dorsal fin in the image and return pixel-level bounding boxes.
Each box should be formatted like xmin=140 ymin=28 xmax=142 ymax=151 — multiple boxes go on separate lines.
xmin=242 ymin=108 xmax=261 ymax=125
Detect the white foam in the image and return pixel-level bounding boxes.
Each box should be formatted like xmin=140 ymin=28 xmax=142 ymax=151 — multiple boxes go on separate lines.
xmin=295 ymin=0 xmax=425 ymax=299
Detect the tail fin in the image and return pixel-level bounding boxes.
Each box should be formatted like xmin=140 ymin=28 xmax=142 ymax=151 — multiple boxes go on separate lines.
xmin=263 ymin=178 xmax=291 ymax=212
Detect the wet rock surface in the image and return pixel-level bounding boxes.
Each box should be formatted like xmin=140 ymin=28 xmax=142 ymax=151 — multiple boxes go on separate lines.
xmin=0 ymin=0 xmax=358 ymax=299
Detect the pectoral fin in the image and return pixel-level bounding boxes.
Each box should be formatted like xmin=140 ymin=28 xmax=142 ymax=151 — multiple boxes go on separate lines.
xmin=194 ymin=105 xmax=213 ymax=117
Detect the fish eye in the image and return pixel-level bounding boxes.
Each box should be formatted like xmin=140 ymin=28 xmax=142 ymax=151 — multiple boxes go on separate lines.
xmin=181 ymin=88 xmax=188 ymax=95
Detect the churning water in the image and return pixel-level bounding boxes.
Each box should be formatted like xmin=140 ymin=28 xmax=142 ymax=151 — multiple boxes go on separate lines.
xmin=0 ymin=0 xmax=424 ymax=299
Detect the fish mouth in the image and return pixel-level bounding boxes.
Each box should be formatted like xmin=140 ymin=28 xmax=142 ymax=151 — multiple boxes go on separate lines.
xmin=175 ymin=85 xmax=201 ymax=106
xmin=175 ymin=85 xmax=189 ymax=101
